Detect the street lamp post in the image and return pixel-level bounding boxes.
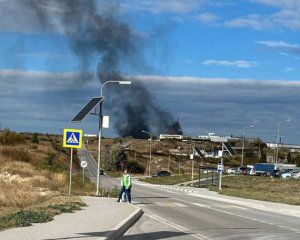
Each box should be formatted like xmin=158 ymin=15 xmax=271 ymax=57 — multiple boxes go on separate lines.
xmin=275 ymin=119 xmax=291 ymax=165
xmin=241 ymin=125 xmax=255 ymax=167
xmin=96 ymin=80 xmax=131 ymax=196
xmin=142 ymin=130 xmax=152 ymax=177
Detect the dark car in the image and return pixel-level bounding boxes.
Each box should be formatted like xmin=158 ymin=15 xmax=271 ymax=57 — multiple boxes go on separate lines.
xmin=152 ymin=171 xmax=171 ymax=177
xmin=100 ymin=169 xmax=104 ymax=175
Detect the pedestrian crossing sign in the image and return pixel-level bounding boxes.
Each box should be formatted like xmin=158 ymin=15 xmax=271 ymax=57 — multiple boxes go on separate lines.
xmin=63 ymin=129 xmax=83 ymax=149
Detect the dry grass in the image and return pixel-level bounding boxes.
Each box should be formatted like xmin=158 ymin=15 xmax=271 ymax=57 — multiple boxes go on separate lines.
xmin=210 ymin=175 xmax=300 ymax=205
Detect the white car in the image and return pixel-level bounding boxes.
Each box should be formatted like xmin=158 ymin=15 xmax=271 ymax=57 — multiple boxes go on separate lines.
xmin=281 ymin=170 xmax=299 ymax=179
xmin=226 ymin=168 xmax=238 ymax=175
xmin=292 ymin=171 xmax=300 ymax=179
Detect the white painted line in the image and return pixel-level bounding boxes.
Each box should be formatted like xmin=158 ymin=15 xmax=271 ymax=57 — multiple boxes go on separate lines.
xmin=173 ymin=202 xmax=188 ymax=208
xmin=229 ymin=205 xmax=248 ymax=210
xmin=146 ymin=213 xmax=211 ymax=240
xmin=171 ymin=223 xmax=189 ymax=231
xmin=150 ymin=214 xmax=167 ymax=222
xmin=153 ymin=202 xmax=165 ymax=207
xmin=191 ymin=203 xmax=207 ymax=208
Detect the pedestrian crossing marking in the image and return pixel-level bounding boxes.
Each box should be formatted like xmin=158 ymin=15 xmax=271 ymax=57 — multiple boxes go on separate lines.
xmin=153 ymin=202 xmax=188 ymax=208
xmin=63 ymin=129 xmax=83 ymax=149
xmin=67 ymin=133 xmax=79 ymax=144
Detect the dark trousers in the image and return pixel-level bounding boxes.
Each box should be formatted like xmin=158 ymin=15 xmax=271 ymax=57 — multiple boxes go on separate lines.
xmin=118 ymin=186 xmax=131 ymax=203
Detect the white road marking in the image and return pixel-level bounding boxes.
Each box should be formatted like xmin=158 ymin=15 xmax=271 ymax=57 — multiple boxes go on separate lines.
xmin=153 ymin=202 xmax=165 ymax=207
xmin=173 ymin=202 xmax=188 ymax=208
xmin=191 ymin=203 xmax=208 ymax=208
xmin=171 ymin=198 xmax=300 ymax=234
xmin=146 ymin=213 xmax=211 ymax=240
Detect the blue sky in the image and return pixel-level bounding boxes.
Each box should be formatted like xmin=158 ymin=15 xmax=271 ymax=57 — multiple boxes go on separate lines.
xmin=0 ymin=0 xmax=300 ymax=143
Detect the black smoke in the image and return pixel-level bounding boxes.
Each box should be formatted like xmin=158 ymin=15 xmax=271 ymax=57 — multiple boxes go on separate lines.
xmin=25 ymin=0 xmax=183 ymax=138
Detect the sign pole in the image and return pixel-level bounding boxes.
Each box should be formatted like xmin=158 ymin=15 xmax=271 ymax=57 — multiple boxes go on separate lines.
xmin=69 ymin=148 xmax=73 ymax=195
xmin=218 ymin=143 xmax=224 ymax=190
xmin=82 ymin=166 xmax=85 ymax=184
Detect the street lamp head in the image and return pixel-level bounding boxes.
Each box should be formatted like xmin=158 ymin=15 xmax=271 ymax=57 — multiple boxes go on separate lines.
xmin=250 ymin=125 xmax=255 ymax=128
xmin=119 ymin=81 xmax=131 ymax=85
xmin=286 ymin=118 xmax=291 ymax=122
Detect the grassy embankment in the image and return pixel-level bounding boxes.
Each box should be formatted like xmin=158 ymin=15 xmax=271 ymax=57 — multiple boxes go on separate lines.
xmin=209 ymin=175 xmax=300 ymax=205
xmin=0 ymin=131 xmax=117 ymax=231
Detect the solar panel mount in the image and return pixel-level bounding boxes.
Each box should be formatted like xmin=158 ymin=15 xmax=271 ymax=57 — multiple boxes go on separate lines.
xmin=71 ymin=97 xmax=103 ymax=122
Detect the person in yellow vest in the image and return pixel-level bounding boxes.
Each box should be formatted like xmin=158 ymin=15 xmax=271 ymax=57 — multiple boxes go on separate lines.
xmin=117 ymin=169 xmax=131 ymax=203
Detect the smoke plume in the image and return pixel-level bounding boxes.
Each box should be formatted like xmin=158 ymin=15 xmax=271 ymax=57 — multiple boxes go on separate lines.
xmin=25 ymin=0 xmax=183 ymax=138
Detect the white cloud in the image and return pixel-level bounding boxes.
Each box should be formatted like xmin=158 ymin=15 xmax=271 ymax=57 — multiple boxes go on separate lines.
xmin=123 ymin=0 xmax=205 ymax=14
xmin=226 ymin=1 xmax=300 ymax=31
xmin=196 ymin=12 xmax=219 ymax=24
xmin=201 ymin=59 xmax=257 ymax=68
xmin=256 ymin=41 xmax=300 ymax=54
xmin=286 ymin=67 xmax=296 ymax=72
xmin=14 ymin=52 xmax=73 ymax=59
xmin=225 ymin=14 xmax=273 ymax=30
xmin=252 ymin=0 xmax=300 ymax=10
xmin=131 ymin=75 xmax=300 ymax=87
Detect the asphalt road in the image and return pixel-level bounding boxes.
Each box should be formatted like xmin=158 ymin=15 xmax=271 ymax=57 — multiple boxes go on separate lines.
xmin=78 ymin=146 xmax=300 ymax=239
xmin=120 ymin=182 xmax=300 ymax=240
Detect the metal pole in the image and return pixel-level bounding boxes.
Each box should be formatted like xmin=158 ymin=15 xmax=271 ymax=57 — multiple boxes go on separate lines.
xmin=69 ymin=148 xmax=73 ymax=195
xmin=149 ymin=135 xmax=152 ymax=176
xmin=168 ymin=155 xmax=170 ymax=172
xmin=275 ymin=122 xmax=280 ymax=165
xmin=96 ymin=101 xmax=103 ymax=196
xmin=219 ymin=143 xmax=224 ymax=190
xmin=198 ymin=162 xmax=200 ymax=188
xmin=191 ymin=159 xmax=194 ymax=187
xmin=241 ymin=130 xmax=245 ymax=166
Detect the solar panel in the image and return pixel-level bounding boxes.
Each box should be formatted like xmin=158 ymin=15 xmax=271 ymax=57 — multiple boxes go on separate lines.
xmin=71 ymin=97 xmax=103 ymax=122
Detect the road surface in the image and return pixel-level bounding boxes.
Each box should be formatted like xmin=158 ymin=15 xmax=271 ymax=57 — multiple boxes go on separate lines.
xmin=78 ymin=146 xmax=300 ymax=239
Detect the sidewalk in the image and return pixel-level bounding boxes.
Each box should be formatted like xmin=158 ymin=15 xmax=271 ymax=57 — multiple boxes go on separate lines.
xmin=0 ymin=197 xmax=142 ymax=240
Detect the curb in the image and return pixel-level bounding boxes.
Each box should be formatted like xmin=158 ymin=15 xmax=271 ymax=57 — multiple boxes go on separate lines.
xmin=97 ymin=205 xmax=143 ymax=240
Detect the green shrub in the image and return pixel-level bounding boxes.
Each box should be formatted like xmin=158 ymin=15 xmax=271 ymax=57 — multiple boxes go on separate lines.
xmin=108 ymin=186 xmax=119 ymax=198
xmin=32 ymin=132 xmax=39 ymax=144
xmin=0 ymin=211 xmax=52 ymax=228
xmin=126 ymin=160 xmax=145 ymax=174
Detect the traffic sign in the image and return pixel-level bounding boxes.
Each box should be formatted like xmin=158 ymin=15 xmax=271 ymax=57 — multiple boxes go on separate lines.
xmin=80 ymin=160 xmax=87 ymax=168
xmin=63 ymin=129 xmax=83 ymax=149
xmin=217 ymin=164 xmax=224 ymax=172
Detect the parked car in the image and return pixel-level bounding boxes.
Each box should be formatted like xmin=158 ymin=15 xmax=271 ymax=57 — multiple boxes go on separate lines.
xmin=292 ymin=171 xmax=300 ymax=179
xmin=237 ymin=167 xmax=251 ymax=175
xmin=226 ymin=168 xmax=238 ymax=175
xmin=281 ymin=170 xmax=299 ymax=179
xmin=152 ymin=171 xmax=171 ymax=177
xmin=100 ymin=169 xmax=104 ymax=175
xmin=274 ymin=169 xmax=292 ymax=178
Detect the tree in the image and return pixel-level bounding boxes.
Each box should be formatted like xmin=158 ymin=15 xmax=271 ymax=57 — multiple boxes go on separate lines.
xmin=108 ymin=143 xmax=127 ymax=170
xmin=32 ymin=132 xmax=39 ymax=144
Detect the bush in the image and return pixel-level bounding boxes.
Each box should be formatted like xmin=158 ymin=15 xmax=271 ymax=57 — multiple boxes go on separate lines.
xmin=2 ymin=148 xmax=32 ymax=162
xmin=32 ymin=132 xmax=39 ymax=144
xmin=0 ymin=129 xmax=26 ymax=146
xmin=126 ymin=160 xmax=145 ymax=174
